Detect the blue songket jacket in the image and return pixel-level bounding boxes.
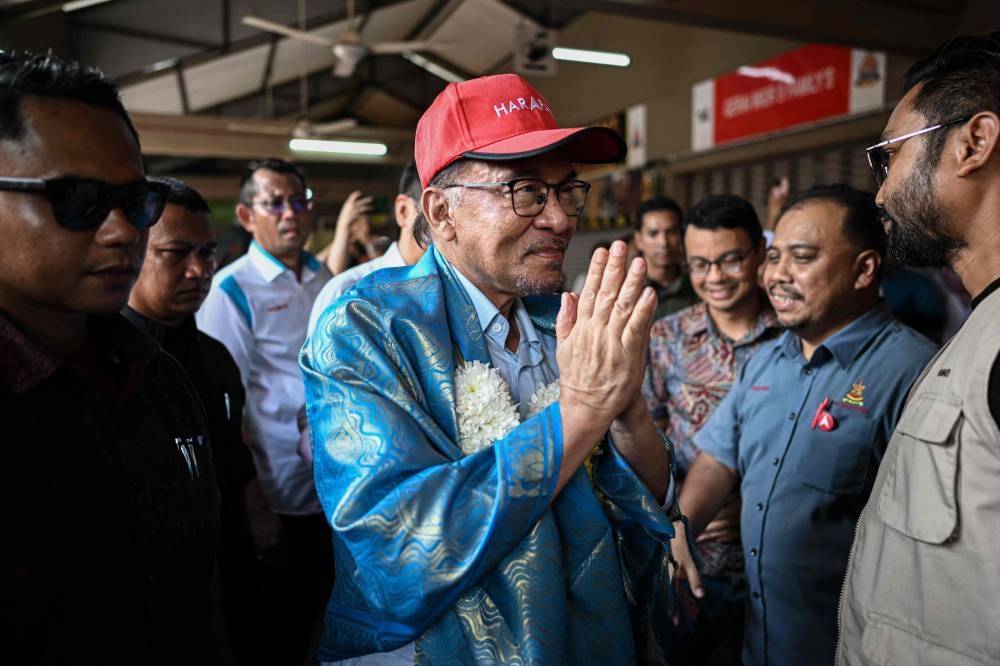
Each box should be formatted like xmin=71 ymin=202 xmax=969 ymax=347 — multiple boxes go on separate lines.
xmin=300 ymin=246 xmax=680 ymax=664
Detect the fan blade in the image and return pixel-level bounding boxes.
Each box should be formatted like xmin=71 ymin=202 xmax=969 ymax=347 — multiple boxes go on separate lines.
xmin=241 ymin=15 xmax=336 ymax=47
xmin=369 ymin=40 xmax=451 ymax=55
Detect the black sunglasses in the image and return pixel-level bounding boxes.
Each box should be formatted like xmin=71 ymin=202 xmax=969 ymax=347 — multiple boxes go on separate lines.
xmin=0 ymin=176 xmax=170 ymax=231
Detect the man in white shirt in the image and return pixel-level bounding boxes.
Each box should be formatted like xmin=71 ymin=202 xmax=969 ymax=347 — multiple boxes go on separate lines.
xmin=308 ymin=161 xmax=425 ymax=334
xmin=197 ymin=157 xmax=331 ymax=665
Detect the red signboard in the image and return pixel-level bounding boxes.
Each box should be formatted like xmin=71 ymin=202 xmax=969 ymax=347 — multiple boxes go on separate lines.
xmin=692 ymin=44 xmax=885 ymax=150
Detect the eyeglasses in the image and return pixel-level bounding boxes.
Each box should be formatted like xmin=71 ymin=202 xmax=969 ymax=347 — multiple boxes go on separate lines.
xmin=865 ymin=115 xmax=970 ymax=188
xmin=0 ymin=176 xmax=169 ymax=231
xmin=442 ymin=178 xmax=591 ymax=217
xmin=251 ymin=190 xmax=314 ymax=216
xmin=687 ymin=247 xmax=755 ymax=277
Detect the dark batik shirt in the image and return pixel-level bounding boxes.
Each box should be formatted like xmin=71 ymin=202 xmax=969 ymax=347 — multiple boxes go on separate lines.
xmin=0 ymin=311 xmax=221 ymax=665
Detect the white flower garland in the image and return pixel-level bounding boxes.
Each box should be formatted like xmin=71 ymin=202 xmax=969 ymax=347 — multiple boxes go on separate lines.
xmin=454 ymin=360 xmax=560 ymax=455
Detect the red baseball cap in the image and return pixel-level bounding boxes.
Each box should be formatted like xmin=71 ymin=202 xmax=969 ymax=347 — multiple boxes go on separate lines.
xmin=414 ymin=73 xmax=627 ymax=188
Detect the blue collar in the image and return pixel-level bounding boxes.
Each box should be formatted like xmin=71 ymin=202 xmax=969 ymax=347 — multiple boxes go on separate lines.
xmin=778 ymin=302 xmax=894 ymax=368
xmin=446 ymin=258 xmax=544 ymax=355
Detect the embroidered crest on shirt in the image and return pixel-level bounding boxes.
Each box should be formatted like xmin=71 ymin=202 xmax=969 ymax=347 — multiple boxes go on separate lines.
xmin=842 ymin=378 xmax=866 ymax=407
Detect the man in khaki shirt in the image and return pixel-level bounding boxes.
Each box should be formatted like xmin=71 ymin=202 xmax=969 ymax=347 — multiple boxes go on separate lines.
xmin=837 ymin=31 xmax=1000 ymax=666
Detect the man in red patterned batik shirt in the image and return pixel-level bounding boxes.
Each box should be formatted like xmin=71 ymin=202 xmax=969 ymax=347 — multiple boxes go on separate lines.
xmin=644 ymin=194 xmax=779 ymax=665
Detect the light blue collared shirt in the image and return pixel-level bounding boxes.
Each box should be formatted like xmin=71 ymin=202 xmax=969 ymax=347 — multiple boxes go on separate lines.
xmin=449 ymin=262 xmax=558 ymax=418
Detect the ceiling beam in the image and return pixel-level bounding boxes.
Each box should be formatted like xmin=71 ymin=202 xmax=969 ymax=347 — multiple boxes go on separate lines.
xmin=130 ymin=111 xmax=413 ymax=163
xmin=73 ymin=19 xmax=219 ymax=50
xmin=405 ymin=0 xmax=464 ymax=39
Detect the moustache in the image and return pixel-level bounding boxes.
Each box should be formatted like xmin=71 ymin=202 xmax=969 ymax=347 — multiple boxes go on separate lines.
xmin=524 ymin=238 xmax=569 ymax=254
xmin=769 ymin=286 xmax=802 ymax=300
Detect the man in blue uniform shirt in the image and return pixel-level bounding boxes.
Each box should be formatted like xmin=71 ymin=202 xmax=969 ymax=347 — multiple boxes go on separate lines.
xmin=672 ymin=184 xmax=937 ymax=666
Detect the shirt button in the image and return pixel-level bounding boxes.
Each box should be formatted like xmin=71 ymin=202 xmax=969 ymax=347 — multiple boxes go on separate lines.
xmin=787 ymin=412 xmax=795 ymax=420
xmin=752 ymin=590 xmax=761 ymax=600
xmin=750 ymin=547 xmax=759 ymax=557
xmin=491 ymin=323 xmax=502 ymax=333
xmin=804 ymin=368 xmax=813 ymax=375
xmin=755 ymin=502 xmax=764 ymax=511
xmin=772 ymin=457 xmax=780 ymax=466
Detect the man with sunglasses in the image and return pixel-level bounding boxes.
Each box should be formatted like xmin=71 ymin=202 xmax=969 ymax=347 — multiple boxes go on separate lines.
xmin=670 ymin=185 xmax=935 ymax=665
xmin=0 ymin=52 xmax=224 ymax=662
xmin=838 ymin=32 xmax=1000 ymax=666
xmin=302 ymin=74 xmax=681 ymax=664
xmin=643 ymin=194 xmax=779 ymax=665
xmin=198 ymin=158 xmax=333 ymax=664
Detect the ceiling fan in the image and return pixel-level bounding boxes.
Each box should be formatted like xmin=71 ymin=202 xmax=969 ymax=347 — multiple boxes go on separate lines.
xmin=242 ymin=0 xmax=449 ymax=78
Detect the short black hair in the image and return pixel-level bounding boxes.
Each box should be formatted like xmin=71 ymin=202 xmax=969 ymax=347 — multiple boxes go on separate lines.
xmin=398 ymin=160 xmax=422 ymax=202
xmin=148 ymin=175 xmax=210 ymax=215
xmin=0 ymin=50 xmax=138 ymax=147
xmin=238 ymin=158 xmax=308 ymax=205
xmin=635 ymin=196 xmax=684 ymax=232
xmin=685 ymin=194 xmax=763 ymax=246
xmin=780 ymin=184 xmax=885 ymax=257
xmin=902 ymin=31 xmax=1000 ymax=166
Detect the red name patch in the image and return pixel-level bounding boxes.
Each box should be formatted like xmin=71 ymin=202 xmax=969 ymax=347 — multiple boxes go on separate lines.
xmin=266 ymin=303 xmax=289 ymax=313
xmin=751 ymin=385 xmax=771 ymax=392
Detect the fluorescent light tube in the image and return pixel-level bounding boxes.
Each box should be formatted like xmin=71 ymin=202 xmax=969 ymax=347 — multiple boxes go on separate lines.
xmin=288 ymin=139 xmax=388 ymax=156
xmin=552 ymin=47 xmax=630 ymax=68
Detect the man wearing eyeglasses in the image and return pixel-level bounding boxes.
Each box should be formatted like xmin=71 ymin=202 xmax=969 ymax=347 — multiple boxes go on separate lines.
xmin=0 ymin=53 xmax=224 ymax=662
xmin=670 ymin=185 xmax=935 ymax=666
xmin=643 ymin=194 xmax=779 ymax=665
xmin=838 ymin=32 xmax=1000 ymax=666
xmin=198 ymin=157 xmax=333 ymax=664
xmin=301 ymin=74 xmax=681 ymax=664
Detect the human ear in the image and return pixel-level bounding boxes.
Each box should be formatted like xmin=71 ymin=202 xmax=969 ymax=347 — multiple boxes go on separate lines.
xmin=955 ymin=112 xmax=1000 ymax=178
xmin=853 ymin=249 xmax=881 ymax=290
xmin=235 ymin=203 xmax=255 ymax=234
xmin=422 ymin=188 xmax=457 ymax=242
xmin=394 ymin=194 xmax=415 ymax=229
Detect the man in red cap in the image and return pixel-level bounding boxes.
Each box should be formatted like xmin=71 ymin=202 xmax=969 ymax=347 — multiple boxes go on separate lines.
xmin=301 ymin=74 xmax=682 ymax=664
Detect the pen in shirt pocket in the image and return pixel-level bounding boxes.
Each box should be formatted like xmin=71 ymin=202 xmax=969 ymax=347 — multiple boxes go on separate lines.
xmin=224 ymin=392 xmax=231 ymax=421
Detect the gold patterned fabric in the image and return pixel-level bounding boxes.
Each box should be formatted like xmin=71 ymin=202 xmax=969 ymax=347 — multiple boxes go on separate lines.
xmin=301 ymin=247 xmax=680 ymax=664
